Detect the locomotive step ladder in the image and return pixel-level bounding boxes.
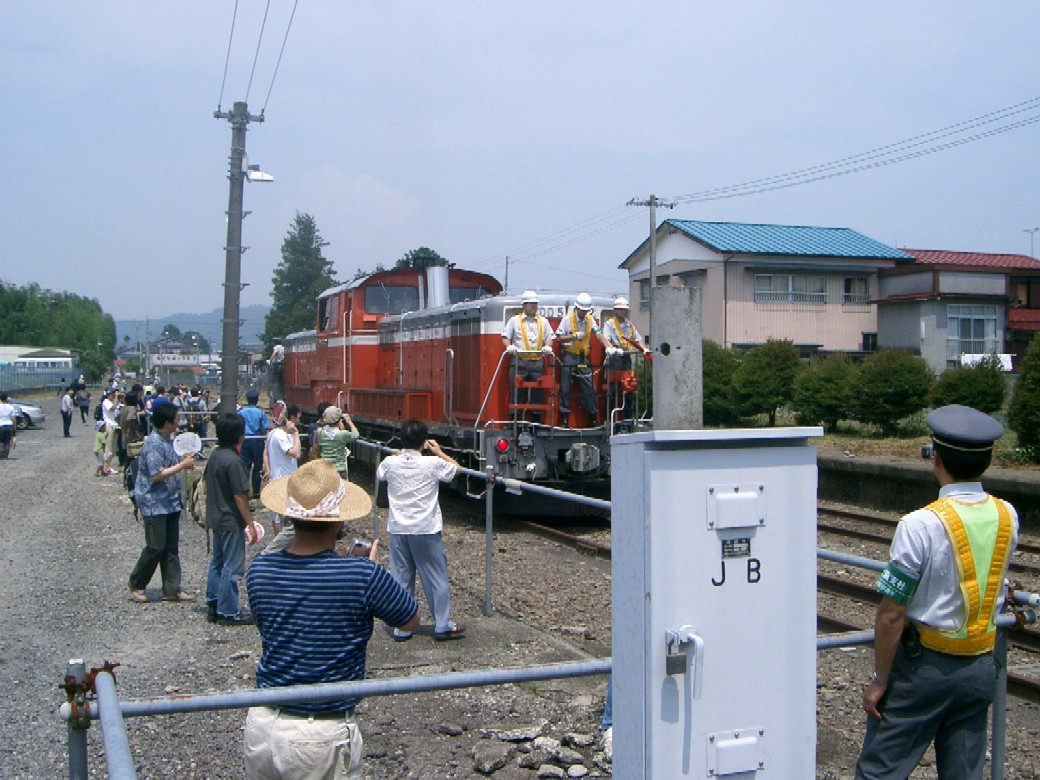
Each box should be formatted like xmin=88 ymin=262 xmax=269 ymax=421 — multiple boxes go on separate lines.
xmin=508 ymin=355 xmax=558 ymax=426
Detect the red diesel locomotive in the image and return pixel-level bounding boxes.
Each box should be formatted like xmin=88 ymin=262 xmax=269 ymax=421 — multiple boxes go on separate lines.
xmin=280 ymin=265 xmax=639 ymax=502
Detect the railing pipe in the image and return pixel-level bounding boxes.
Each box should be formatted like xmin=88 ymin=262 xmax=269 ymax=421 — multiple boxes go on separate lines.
xmin=66 ymin=659 xmax=88 ymax=780
xmin=816 ymin=631 xmax=875 ymax=650
xmin=485 ymin=465 xmax=495 ymax=616
xmin=61 ymin=658 xmax=612 ymax=721
xmin=93 ymin=671 xmax=138 ymax=779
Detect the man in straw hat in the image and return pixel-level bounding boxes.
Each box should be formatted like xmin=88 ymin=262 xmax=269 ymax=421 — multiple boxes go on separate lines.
xmin=245 ymin=458 xmax=419 ymax=779
xmin=855 ymin=405 xmax=1019 ymax=779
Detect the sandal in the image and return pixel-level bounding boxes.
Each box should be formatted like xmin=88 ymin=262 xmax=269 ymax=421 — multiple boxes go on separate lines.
xmin=129 ymin=589 xmax=149 ymax=603
xmin=392 ymin=629 xmax=413 ymax=642
xmin=433 ymin=623 xmax=465 ymax=641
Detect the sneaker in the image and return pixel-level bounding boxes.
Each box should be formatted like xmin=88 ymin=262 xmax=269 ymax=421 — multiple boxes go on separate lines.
xmin=601 ymin=727 xmax=613 ymax=760
xmin=162 ymin=592 xmax=197 ymax=603
xmin=392 ymin=629 xmax=413 ymax=642
xmin=215 ymin=612 xmax=255 ymax=626
xmin=206 ymin=603 xmax=218 ymax=623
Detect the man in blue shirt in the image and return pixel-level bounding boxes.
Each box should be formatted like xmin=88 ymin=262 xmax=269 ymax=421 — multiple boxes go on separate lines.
xmin=128 ymin=402 xmax=197 ymax=603
xmin=238 ymin=388 xmax=270 ymax=499
xmin=246 ymin=459 xmax=419 ymax=779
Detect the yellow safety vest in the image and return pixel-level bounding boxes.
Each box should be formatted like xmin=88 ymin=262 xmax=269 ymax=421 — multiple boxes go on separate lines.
xmin=916 ymin=496 xmax=1014 ymax=656
xmin=607 ymin=316 xmax=640 ymax=352
xmin=516 ymin=314 xmax=546 ymax=357
xmin=564 ymin=311 xmax=594 ymax=356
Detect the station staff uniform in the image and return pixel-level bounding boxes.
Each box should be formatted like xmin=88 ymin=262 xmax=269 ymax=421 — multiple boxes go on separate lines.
xmin=554 ymin=298 xmax=603 ymax=426
xmin=501 ymin=293 xmax=554 ymax=420
xmin=855 ymin=405 xmax=1019 ymax=780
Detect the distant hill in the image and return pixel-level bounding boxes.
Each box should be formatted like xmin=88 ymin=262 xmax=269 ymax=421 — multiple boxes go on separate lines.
xmin=115 ymin=304 xmax=270 ymax=352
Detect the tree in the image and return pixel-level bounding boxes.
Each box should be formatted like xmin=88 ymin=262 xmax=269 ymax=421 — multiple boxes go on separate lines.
xmin=1009 ymin=333 xmax=1040 ymax=459
xmin=730 ymin=339 xmax=804 ymax=426
xmin=395 ymin=246 xmax=454 ymax=270
xmin=849 ymin=350 xmax=933 ymax=435
xmin=793 ymin=353 xmax=855 ymax=431
xmin=930 ymin=355 xmax=1006 ymax=414
xmin=161 ymin=324 xmax=182 ymax=341
xmin=702 ymin=340 xmax=741 ymax=426
xmin=261 ymin=213 xmax=338 ymax=351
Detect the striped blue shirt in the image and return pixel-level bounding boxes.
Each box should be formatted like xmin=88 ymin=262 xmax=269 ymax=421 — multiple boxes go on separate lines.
xmin=246 ymin=550 xmax=417 ymax=714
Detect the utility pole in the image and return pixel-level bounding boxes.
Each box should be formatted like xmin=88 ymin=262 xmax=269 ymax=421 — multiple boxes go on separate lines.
xmin=626 ymin=195 xmax=676 ymax=336
xmin=214 ymin=101 xmax=264 ymax=414
xmin=504 ymin=255 xmax=510 ymax=294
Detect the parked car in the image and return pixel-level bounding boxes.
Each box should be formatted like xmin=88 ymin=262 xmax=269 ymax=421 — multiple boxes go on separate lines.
xmin=9 ymin=399 xmax=45 ymax=429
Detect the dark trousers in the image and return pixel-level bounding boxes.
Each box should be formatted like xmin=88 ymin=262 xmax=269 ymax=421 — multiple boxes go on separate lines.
xmin=240 ymin=437 xmax=265 ymax=498
xmin=855 ymin=644 xmax=996 ymax=779
xmin=559 ymin=354 xmax=597 ymax=416
xmin=79 ymin=405 xmax=89 ymax=424
xmin=0 ymin=427 xmax=12 ymax=458
xmin=128 ymin=512 xmax=183 ymax=597
xmin=61 ymin=411 xmax=73 ymax=437
xmin=509 ymin=358 xmax=545 ymax=419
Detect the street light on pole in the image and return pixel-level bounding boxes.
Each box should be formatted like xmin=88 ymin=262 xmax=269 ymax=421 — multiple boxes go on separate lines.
xmin=1024 ymin=227 xmax=1040 ymax=258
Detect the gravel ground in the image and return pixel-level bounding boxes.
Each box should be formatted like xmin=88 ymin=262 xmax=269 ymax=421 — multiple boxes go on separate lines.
xmin=1 ymin=397 xmax=1038 ymax=778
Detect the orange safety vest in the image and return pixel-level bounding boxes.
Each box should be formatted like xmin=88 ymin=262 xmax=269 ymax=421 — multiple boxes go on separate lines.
xmin=563 ymin=311 xmax=595 ymax=356
xmin=916 ymin=496 xmax=1014 ymax=656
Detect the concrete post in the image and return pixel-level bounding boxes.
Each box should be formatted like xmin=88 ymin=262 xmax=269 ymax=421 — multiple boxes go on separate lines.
xmin=650 ymin=286 xmax=702 ymax=430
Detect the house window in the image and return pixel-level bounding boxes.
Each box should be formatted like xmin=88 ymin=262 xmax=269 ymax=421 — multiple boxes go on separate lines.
xmin=843 ymin=277 xmax=869 ymax=304
xmin=754 ymin=274 xmax=826 ymax=304
xmin=638 ymin=279 xmax=650 ymax=311
xmin=947 ymin=304 xmax=998 ymax=361
xmin=862 ymin=333 xmax=877 ymax=352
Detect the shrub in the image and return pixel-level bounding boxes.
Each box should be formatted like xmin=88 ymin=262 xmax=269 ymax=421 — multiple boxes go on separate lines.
xmin=1009 ymin=333 xmax=1040 ymax=460
xmin=930 ymin=355 xmax=1006 ymax=414
xmin=703 ymin=340 xmax=740 ymax=426
xmin=730 ymin=339 xmax=804 ymax=426
xmin=793 ymin=353 xmax=855 ymax=431
xmin=849 ymin=350 xmax=933 ymax=436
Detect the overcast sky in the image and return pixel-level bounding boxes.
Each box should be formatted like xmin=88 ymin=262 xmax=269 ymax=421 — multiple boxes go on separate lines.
xmin=4 ymin=3 xmax=1040 ymax=324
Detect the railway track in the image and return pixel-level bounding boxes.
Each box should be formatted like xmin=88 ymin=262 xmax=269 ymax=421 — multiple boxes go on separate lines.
xmin=504 ymin=511 xmax=1040 ymax=704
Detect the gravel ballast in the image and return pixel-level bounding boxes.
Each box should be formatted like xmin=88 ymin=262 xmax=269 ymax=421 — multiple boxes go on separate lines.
xmin=2 ymin=397 xmax=1038 ymax=778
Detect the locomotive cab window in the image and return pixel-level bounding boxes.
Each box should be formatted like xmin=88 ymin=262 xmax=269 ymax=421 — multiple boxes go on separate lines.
xmin=365 ymin=285 xmax=419 ymax=314
xmin=318 ymin=296 xmax=339 ymax=332
xmin=450 ymin=285 xmax=494 ymax=304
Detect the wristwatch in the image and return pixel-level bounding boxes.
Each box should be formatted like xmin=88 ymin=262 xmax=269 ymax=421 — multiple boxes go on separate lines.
xmin=870 ymin=671 xmax=887 ymax=684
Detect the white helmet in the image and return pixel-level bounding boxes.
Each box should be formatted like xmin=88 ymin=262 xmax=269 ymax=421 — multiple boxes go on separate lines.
xmin=521 ymin=290 xmax=539 ymax=304
xmin=575 ymin=292 xmax=593 ymax=310
xmin=613 ymin=297 xmax=630 ymax=309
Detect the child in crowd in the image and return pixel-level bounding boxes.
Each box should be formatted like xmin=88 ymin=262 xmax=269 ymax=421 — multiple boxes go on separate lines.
xmin=94 ymin=421 xmax=107 ymax=476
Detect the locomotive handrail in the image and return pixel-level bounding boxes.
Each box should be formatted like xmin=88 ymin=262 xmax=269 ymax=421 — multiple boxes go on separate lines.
xmin=443 ymin=348 xmax=456 ymax=426
xmin=474 ymin=351 xmax=512 ymax=430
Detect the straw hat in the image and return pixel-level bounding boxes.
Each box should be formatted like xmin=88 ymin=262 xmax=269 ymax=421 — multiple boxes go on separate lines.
xmin=260 ymin=459 xmax=371 ymax=522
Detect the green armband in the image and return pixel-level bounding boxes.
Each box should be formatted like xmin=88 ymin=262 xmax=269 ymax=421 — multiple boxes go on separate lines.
xmin=875 ymin=564 xmax=919 ymax=606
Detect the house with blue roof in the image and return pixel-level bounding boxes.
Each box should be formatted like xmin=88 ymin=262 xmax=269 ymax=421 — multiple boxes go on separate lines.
xmin=619 ymin=219 xmax=913 ymax=355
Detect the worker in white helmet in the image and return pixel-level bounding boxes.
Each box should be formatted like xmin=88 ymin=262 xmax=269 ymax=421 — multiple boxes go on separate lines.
xmin=501 ymin=291 xmax=555 ymax=422
xmin=554 ymin=293 xmax=608 ymax=427
xmin=602 ymin=297 xmax=650 ymax=420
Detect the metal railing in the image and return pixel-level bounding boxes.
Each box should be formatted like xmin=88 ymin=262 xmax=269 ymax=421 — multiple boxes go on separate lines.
xmin=60 ymin=448 xmax=1039 ymax=778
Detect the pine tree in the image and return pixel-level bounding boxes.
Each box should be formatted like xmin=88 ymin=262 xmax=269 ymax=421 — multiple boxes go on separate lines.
xmin=261 ymin=213 xmax=337 ymax=350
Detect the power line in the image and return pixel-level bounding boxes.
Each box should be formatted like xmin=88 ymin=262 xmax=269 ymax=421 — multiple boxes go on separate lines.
xmin=261 ymin=0 xmax=299 ymax=116
xmin=244 ymin=0 xmax=272 ymax=104
xmin=216 ymin=0 xmax=240 ymax=112
xmin=669 ymin=96 xmax=1040 ymax=204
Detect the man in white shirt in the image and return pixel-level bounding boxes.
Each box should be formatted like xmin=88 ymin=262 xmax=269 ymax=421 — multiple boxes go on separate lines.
xmin=260 ymin=403 xmax=303 ymax=555
xmin=0 ymin=392 xmax=17 ymax=459
xmin=501 ymin=290 xmax=555 ymax=423
xmin=101 ymin=388 xmax=121 ymax=475
xmin=376 ymin=420 xmax=464 ymax=642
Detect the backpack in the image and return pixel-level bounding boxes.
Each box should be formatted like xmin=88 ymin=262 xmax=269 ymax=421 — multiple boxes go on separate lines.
xmin=94 ymin=402 xmax=104 ymax=422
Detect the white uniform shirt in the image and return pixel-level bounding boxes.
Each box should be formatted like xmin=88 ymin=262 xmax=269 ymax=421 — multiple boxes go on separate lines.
xmin=265 ymin=426 xmax=299 ymax=480
xmin=376 ymin=450 xmax=458 ymax=535
xmin=501 ymin=314 xmax=555 ymax=351
xmin=889 ymin=482 xmax=1019 ymax=631
xmin=0 ymin=402 xmax=15 ymax=428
